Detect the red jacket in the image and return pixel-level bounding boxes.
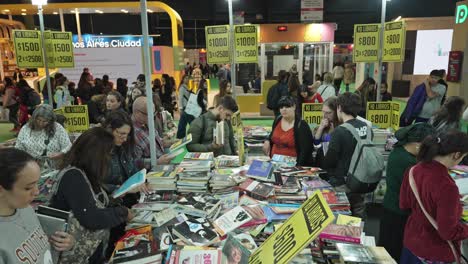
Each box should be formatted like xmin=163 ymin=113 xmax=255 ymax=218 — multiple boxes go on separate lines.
xmin=400 ymin=160 xmax=468 ymax=262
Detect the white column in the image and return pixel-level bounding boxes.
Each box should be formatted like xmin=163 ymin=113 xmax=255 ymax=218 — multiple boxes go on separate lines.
xmin=59 ymin=8 xmax=65 ymax=32
xmin=74 ymin=8 xmax=82 ymax=42
xmin=260 ymin=43 xmax=265 ymax=92
xmin=298 ymin=43 xmax=304 ymax=84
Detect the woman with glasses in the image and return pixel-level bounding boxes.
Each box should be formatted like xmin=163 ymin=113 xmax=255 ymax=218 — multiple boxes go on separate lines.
xmin=15 ymin=104 xmax=71 ymax=169
xmin=262 ymin=96 xmax=314 ymax=166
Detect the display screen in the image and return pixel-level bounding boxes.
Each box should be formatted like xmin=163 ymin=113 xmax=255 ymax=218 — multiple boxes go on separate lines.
xmin=413 ymin=29 xmax=453 ymax=75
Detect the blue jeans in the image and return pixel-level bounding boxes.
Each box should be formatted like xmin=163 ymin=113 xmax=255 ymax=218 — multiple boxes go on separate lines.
xmin=177 ymin=112 xmax=195 ymax=139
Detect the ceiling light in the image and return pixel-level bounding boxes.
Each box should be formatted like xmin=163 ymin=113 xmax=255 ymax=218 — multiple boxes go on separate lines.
xmin=3 ymin=9 xmax=10 ymax=12
xmin=70 ymin=10 xmax=76 ymax=13
xmin=31 ymin=0 xmax=48 ymax=5
xmin=147 ymin=9 xmax=153 ymax=13
xmin=21 ymin=13 xmax=26 ymax=16
xmin=95 ymin=10 xmax=104 ymax=14
xmin=21 ymin=9 xmax=27 ymax=12
xmin=121 ymin=9 xmax=128 ymax=13
xmin=53 ymin=11 xmax=58 ymax=15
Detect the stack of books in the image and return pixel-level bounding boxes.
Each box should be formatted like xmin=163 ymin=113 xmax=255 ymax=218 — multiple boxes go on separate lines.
xmin=214 ymin=155 xmax=240 ymax=168
xmin=146 ymin=165 xmax=179 ymax=191
xmin=177 ymin=159 xmax=213 ymax=193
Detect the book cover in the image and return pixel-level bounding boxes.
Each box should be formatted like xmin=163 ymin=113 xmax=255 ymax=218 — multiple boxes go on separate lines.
xmin=184 ymin=152 xmax=214 ymax=160
xmin=336 ymin=215 xmax=362 ymax=227
xmin=336 ymin=243 xmax=396 ymax=264
xmin=221 ymin=234 xmax=251 ymax=264
xmin=214 ymin=121 xmax=225 ymax=145
xmin=271 ymin=154 xmax=297 ymax=165
xmin=139 ymin=191 xmax=176 ymax=204
xmin=36 ymin=206 xmax=69 ymax=264
xmin=174 ymin=249 xmax=222 ymax=264
xmin=239 ymin=179 xmax=275 ymax=199
xmin=213 ymin=206 xmax=253 ymax=236
xmin=233 ymin=233 xmax=258 ymax=252
xmin=169 ymin=133 xmax=193 ymax=152
xmin=319 ymin=224 xmax=362 ymax=244
xmin=172 ymin=217 xmax=220 ymax=247
xmin=246 ymin=160 xmax=274 ymax=181
xmin=112 ymin=169 xmax=147 ymax=198
xmin=112 ymin=240 xmax=154 ymax=263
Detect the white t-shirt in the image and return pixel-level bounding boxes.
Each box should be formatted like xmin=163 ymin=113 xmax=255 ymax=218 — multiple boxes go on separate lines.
xmin=317 ymin=84 xmax=336 ymax=101
xmin=332 ymin=66 xmax=345 ymax=79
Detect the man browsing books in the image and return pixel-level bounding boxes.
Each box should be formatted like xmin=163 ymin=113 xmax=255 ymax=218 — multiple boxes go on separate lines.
xmin=187 ymin=96 xmax=238 ymax=157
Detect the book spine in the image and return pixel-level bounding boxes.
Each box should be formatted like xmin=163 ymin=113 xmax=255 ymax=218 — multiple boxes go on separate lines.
xmin=318 ymin=234 xmax=360 ymax=244
xmin=240 ymin=219 xmax=268 ymax=228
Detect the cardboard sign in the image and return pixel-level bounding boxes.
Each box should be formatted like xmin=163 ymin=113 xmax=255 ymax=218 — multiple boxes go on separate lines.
xmin=391 ymin=102 xmax=400 ymax=131
xmin=13 ymin=30 xmax=44 ymax=68
xmin=234 ymin=25 xmax=258 ymax=63
xmin=205 ymin=25 xmax=230 ymax=64
xmin=353 ymin=24 xmax=380 ymax=63
xmin=62 ymin=105 xmax=89 ymax=133
xmin=302 ymin=103 xmax=323 ymax=125
xmin=383 ymin=21 xmax=406 ymax=62
xmin=231 ymin=110 xmax=242 ymax=130
xmin=48 ymin=31 xmax=74 ymax=68
xmin=249 ymin=191 xmax=334 ymax=264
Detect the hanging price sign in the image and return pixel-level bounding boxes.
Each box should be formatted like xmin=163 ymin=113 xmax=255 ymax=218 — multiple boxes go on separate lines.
xmin=302 ymin=103 xmax=323 ymax=125
xmin=234 ymin=25 xmax=258 ymax=63
xmin=205 ymin=25 xmax=230 ymax=64
xmin=49 ymin=31 xmax=74 ymax=68
xmin=383 ymin=21 xmax=406 ymax=62
xmin=13 ymin=30 xmax=44 ymax=68
xmin=353 ymin=24 xmax=380 ymax=63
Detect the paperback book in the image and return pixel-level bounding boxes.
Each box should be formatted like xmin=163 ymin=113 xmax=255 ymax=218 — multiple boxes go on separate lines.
xmin=112 ymin=169 xmax=147 ymax=198
xmin=172 ymin=217 xmax=220 ymax=247
xmin=213 ymin=206 xmax=253 ymax=236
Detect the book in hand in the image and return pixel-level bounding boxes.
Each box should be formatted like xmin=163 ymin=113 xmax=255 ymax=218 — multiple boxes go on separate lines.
xmin=172 ymin=217 xmax=220 ymax=246
xmin=213 ymin=206 xmax=253 ymax=236
xmin=336 ymin=243 xmax=397 ymax=264
xmin=36 ymin=205 xmax=70 ymax=264
xmin=214 ymin=121 xmax=225 ymax=145
xmin=221 ymin=233 xmax=251 ymax=264
xmin=112 ymin=169 xmax=147 ymax=198
xmin=246 ymin=160 xmax=274 ymax=182
xmin=169 ymin=133 xmax=192 ymax=152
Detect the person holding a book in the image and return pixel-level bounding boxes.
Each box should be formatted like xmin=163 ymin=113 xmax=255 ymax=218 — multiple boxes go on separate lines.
xmin=0 ymin=148 xmax=75 ymax=264
xmin=399 ymin=131 xmax=468 ymax=264
xmin=132 ymin=96 xmax=174 ymax=166
xmin=263 ymin=96 xmax=314 ymax=166
xmin=187 ymin=96 xmax=238 ymax=157
xmin=48 ymin=128 xmax=134 ymax=263
xmin=379 ymin=123 xmax=435 ymax=262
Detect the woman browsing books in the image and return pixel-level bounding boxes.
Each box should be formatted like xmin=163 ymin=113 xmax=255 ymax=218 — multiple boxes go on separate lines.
xmin=0 ymin=148 xmax=74 ymax=264
xmin=399 ymin=131 xmax=468 ymax=263
xmin=379 ymin=123 xmax=435 ymax=262
xmin=263 ymin=96 xmax=314 ymax=166
xmin=48 ymin=127 xmax=134 ymax=264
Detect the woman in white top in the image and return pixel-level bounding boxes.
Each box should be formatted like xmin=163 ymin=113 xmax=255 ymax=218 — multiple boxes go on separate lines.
xmin=317 ymin=72 xmax=336 ymax=101
xmin=15 ymin=104 xmax=71 ymax=169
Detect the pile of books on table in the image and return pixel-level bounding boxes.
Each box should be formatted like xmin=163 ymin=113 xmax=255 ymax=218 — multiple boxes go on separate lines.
xmin=176 ymin=155 xmax=213 ymax=193
xmin=147 ymin=165 xmax=179 ymax=191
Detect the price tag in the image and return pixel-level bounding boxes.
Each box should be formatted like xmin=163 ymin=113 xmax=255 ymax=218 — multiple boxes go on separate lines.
xmin=383 ymin=21 xmax=406 ymax=62
xmin=391 ymin=102 xmax=400 ymax=131
xmin=366 ymin=102 xmax=392 ymax=129
xmin=13 ymin=30 xmax=44 ymax=68
xmin=234 ymin=25 xmax=258 ymax=63
xmin=205 ymin=25 xmax=230 ymax=64
xmin=49 ymin=31 xmax=74 ymax=68
xmin=302 ymin=103 xmax=323 ymax=125
xmin=353 ymin=24 xmax=380 ymax=63
xmin=63 ymin=105 xmax=89 ymax=133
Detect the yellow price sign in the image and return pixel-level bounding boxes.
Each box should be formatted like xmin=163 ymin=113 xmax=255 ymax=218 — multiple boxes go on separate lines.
xmin=231 ymin=110 xmax=242 ymax=130
xmin=234 ymin=25 xmax=258 ymax=63
xmin=205 ymin=25 xmax=230 ymax=64
xmin=49 ymin=31 xmax=74 ymax=68
xmin=43 ymin=31 xmax=55 ymax=68
xmin=249 ymin=191 xmax=334 ymax=264
xmin=391 ymin=102 xmax=400 ymax=131
xmin=367 ymin=102 xmax=392 ymax=129
xmin=302 ymin=103 xmax=323 ymax=125
xmin=63 ymin=105 xmax=89 ymax=133
xmin=383 ymin=21 xmax=406 ymax=62
xmin=353 ymin=24 xmax=380 ymax=63
xmin=13 ymin=30 xmax=44 ymax=68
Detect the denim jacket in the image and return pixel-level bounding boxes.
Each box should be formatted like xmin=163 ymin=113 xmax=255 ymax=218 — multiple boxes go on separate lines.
xmin=103 ymin=146 xmax=138 ymax=194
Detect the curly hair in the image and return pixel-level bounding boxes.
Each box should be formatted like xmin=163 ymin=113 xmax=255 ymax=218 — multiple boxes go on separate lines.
xmin=28 ymin=104 xmax=57 ymax=138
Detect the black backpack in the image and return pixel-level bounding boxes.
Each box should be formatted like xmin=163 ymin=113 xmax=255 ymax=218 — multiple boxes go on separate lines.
xmin=266 ymin=83 xmax=280 ymax=110
xmin=23 ymin=87 xmax=41 ymax=108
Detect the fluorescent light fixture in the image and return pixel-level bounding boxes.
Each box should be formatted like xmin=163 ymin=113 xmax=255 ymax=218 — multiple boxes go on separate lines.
xmin=70 ymin=10 xmax=76 ymax=13
xmin=21 ymin=13 xmax=26 ymax=15
xmin=147 ymin=9 xmax=153 ymax=13
xmin=53 ymin=11 xmax=58 ymax=15
xmin=21 ymin=9 xmax=27 ymax=12
xmin=394 ymin=16 xmax=402 ymax=21
xmin=95 ymin=10 xmax=104 ymax=14
xmin=3 ymin=9 xmax=10 ymax=12
xmin=31 ymin=0 xmax=48 ymax=5
xmin=121 ymin=9 xmax=128 ymax=13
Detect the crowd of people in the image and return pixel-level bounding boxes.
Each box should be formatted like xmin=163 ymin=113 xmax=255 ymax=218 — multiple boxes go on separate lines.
xmin=0 ymin=63 xmax=468 ymax=264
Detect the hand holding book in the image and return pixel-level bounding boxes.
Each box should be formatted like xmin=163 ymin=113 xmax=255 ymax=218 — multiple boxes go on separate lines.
xmin=49 ymin=231 xmax=75 ymax=252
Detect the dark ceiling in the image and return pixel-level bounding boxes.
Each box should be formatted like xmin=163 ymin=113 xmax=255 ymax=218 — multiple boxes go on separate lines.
xmin=0 ymin=0 xmax=460 ymax=48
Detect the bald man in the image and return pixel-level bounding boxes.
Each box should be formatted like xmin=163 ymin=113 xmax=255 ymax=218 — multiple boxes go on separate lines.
xmin=132 ymin=96 xmax=173 ymax=166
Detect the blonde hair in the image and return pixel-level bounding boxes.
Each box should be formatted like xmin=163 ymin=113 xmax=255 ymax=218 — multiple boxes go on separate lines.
xmin=323 ymin=72 xmax=333 ymax=84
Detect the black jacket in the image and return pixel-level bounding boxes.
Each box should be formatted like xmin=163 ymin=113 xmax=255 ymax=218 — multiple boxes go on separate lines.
xmin=268 ymin=116 xmax=314 ymax=166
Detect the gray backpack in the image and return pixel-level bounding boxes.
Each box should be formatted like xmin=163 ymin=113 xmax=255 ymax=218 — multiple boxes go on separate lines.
xmin=341 ymin=123 xmax=384 ymax=193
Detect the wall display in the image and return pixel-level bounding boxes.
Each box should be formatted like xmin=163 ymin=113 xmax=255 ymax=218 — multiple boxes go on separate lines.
xmin=234 ymin=25 xmax=258 ymax=63
xmin=205 ymin=25 xmax=230 ymax=64
xmin=13 ymin=30 xmax=44 ymax=68
xmin=413 ymin=29 xmax=453 ymax=75
xmin=302 ymin=103 xmax=323 ymax=125
xmin=366 ymin=102 xmax=400 ymax=130
xmin=383 ymin=21 xmax=406 ymax=62
xmin=353 ymin=24 xmax=380 ymax=63
xmin=249 ymin=191 xmax=334 ymax=264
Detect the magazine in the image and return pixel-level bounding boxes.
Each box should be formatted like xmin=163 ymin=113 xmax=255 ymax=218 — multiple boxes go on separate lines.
xmin=112 ymin=169 xmax=147 ymax=198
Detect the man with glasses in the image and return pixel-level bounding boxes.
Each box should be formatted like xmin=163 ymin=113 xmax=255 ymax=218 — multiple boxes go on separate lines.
xmin=132 ymin=96 xmax=173 ymax=167
xmin=187 ymin=96 xmax=238 ymax=157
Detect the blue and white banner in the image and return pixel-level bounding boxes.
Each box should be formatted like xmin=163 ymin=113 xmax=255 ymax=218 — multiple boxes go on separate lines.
xmin=72 ymin=34 xmax=153 ymax=49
